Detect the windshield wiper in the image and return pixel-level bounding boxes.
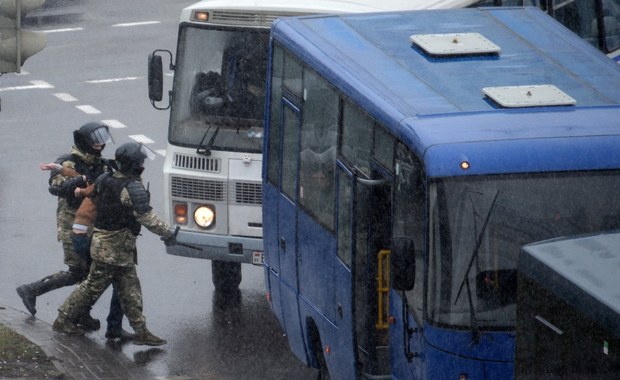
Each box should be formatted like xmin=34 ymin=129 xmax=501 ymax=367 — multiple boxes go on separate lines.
xmin=454 ymin=190 xmax=500 ymax=344
xmin=196 ymin=122 xmax=220 ymax=156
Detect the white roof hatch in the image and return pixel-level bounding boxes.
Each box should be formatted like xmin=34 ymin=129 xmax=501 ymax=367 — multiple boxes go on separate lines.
xmin=482 ymin=85 xmax=577 ymax=108
xmin=410 ymin=32 xmax=501 ymax=56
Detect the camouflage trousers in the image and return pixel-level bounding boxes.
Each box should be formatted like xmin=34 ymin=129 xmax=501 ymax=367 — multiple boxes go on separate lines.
xmin=58 ymin=260 xmax=146 ymax=332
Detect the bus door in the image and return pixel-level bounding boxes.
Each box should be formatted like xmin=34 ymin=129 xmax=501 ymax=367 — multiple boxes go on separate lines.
xmin=274 ymin=101 xmax=307 ymax=360
xmin=336 ymin=161 xmax=393 ymax=377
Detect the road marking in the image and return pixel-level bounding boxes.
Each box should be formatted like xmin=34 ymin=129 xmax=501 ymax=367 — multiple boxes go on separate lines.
xmin=102 ymin=119 xmax=127 ymax=129
xmin=0 ymin=80 xmax=53 ymax=92
xmin=112 ymin=21 xmax=161 ymax=27
xmin=86 ymin=77 xmax=141 ymax=84
xmin=53 ymin=93 xmax=78 ymax=102
xmin=43 ymin=27 xmax=84 ymax=33
xmin=129 ymin=135 xmax=154 ymax=144
xmin=155 ymin=149 xmax=166 ymax=157
xmin=75 ymin=105 xmax=101 ymax=114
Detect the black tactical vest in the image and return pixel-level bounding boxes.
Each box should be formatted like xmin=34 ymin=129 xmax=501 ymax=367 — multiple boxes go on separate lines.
xmin=94 ymin=173 xmax=141 ymax=235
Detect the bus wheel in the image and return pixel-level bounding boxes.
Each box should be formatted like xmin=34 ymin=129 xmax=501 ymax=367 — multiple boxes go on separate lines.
xmin=211 ymin=260 xmax=242 ymax=292
xmin=311 ymin=331 xmax=331 ymax=380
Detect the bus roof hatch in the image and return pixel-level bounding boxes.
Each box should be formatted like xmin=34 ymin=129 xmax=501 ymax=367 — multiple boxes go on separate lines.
xmin=410 ymin=32 xmax=501 ymax=56
xmin=482 ymin=85 xmax=577 ymax=108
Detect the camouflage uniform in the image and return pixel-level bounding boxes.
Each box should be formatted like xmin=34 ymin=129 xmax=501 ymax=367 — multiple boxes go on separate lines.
xmin=18 ymin=122 xmax=113 ymax=327
xmin=16 ymin=146 xmax=108 ymax=318
xmin=57 ymin=171 xmax=172 ymax=336
xmin=51 ymin=147 xmax=107 ymax=274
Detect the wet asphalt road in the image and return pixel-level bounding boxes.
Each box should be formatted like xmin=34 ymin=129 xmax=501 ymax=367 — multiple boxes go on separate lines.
xmin=0 ymin=0 xmax=317 ymax=378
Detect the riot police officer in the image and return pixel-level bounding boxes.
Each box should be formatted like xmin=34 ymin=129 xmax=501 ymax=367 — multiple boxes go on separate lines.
xmin=16 ymin=122 xmax=114 ymax=331
xmin=53 ymin=142 xmax=176 ymax=346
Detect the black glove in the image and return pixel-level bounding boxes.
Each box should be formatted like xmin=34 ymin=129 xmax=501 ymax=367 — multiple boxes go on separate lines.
xmin=162 ymin=234 xmax=177 ymax=246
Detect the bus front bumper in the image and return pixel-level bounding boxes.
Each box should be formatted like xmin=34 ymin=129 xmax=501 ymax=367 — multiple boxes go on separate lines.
xmin=165 ymin=229 xmax=263 ymax=265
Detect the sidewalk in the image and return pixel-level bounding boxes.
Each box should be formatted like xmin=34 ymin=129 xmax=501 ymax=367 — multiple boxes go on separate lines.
xmin=0 ymin=303 xmax=158 ymax=380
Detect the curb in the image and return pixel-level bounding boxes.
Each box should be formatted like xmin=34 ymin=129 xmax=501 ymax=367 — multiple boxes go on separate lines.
xmin=0 ymin=304 xmax=158 ymax=379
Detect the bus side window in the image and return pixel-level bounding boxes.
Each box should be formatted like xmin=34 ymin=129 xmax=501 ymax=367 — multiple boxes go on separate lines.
xmin=299 ymin=69 xmax=338 ymax=229
xmin=340 ymin=101 xmax=373 ymax=176
xmin=267 ymin=45 xmax=285 ymax=187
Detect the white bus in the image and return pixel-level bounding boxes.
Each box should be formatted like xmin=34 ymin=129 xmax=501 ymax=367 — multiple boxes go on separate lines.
xmin=146 ymin=0 xmax=482 ymax=292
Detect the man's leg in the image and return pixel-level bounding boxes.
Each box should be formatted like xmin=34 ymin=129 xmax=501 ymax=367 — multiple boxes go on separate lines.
xmin=16 ymin=240 xmax=88 ymax=316
xmin=69 ymin=233 xmax=100 ymax=331
xmin=53 ymin=260 xmax=111 ymax=336
xmin=105 ymin=286 xmax=134 ymax=340
xmin=114 ymin=265 xmax=166 ymax=346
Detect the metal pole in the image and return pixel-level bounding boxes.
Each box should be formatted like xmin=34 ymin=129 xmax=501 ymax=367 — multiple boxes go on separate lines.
xmin=16 ymin=0 xmax=21 ymax=71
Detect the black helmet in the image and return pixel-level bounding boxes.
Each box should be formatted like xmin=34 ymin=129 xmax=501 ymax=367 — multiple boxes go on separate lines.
xmin=115 ymin=142 xmax=155 ymax=176
xmin=73 ymin=122 xmax=113 ymax=155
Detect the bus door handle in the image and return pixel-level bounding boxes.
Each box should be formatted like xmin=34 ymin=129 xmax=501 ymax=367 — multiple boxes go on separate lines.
xmin=280 ymin=237 xmax=286 ymax=252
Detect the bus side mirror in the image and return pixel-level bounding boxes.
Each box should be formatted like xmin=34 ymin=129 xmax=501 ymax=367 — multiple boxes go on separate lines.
xmin=148 ymin=49 xmax=174 ymax=110
xmin=148 ymin=53 xmax=164 ymax=102
xmin=391 ymin=237 xmax=416 ymax=291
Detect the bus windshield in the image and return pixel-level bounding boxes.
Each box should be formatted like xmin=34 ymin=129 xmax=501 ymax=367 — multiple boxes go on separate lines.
xmin=169 ymin=24 xmax=268 ymax=152
xmin=427 ymin=171 xmax=620 ymax=330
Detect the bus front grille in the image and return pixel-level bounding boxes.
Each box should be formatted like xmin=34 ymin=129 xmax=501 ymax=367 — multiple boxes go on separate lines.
xmin=231 ymin=181 xmax=262 ymax=205
xmin=173 ymin=153 xmax=220 ymax=173
xmin=171 ymin=176 xmax=225 ymax=202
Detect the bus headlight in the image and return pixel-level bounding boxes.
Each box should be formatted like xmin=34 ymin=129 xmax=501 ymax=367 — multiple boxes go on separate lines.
xmin=194 ymin=205 xmax=215 ymax=228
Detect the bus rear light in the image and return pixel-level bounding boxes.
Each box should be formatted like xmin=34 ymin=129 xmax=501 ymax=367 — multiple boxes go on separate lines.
xmin=389 ymin=316 xmax=397 ymax=324
xmin=194 ymin=205 xmax=215 ymax=228
xmin=174 ymin=203 xmax=188 ymax=225
xmin=325 ymin=345 xmax=331 ymax=354
xmin=193 ymin=11 xmax=209 ymax=22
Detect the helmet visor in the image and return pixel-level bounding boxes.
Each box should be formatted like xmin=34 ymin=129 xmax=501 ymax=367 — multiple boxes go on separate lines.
xmin=89 ymin=126 xmax=114 ymax=146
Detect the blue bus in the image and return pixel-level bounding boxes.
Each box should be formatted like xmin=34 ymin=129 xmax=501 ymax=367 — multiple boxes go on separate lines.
xmin=262 ymin=6 xmax=620 ymax=380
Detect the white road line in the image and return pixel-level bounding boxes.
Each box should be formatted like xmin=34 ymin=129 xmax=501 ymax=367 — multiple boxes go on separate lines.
xmin=53 ymin=93 xmax=78 ymax=102
xmin=43 ymin=27 xmax=84 ymax=33
xmin=102 ymin=119 xmax=127 ymax=129
xmin=155 ymin=149 xmax=166 ymax=157
xmin=75 ymin=105 xmax=101 ymax=114
xmin=0 ymin=80 xmax=53 ymax=92
xmin=31 ymin=80 xmax=53 ymax=88
xmin=112 ymin=21 xmax=161 ymax=27
xmin=86 ymin=77 xmax=141 ymax=84
xmin=129 ymin=135 xmax=155 ymax=144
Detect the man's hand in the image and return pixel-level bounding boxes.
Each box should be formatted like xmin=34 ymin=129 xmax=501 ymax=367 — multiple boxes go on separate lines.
xmin=162 ymin=234 xmax=177 ymax=246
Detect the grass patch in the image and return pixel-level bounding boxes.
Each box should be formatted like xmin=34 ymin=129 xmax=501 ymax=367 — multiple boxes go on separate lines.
xmin=0 ymin=323 xmax=64 ymax=378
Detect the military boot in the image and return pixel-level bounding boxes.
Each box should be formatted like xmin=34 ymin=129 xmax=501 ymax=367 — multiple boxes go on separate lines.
xmin=133 ymin=328 xmax=167 ymax=346
xmin=52 ymin=314 xmax=86 ymax=336
xmin=16 ymin=272 xmax=76 ymax=316
xmin=75 ymin=314 xmax=101 ymax=331
xmin=15 ymin=285 xmax=37 ymax=316
xmin=105 ymin=328 xmax=136 ymax=341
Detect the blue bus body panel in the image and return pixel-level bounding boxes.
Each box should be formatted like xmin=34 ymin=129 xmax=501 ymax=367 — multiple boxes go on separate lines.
xmin=272 ymin=7 xmax=620 ymax=177
xmin=390 ymin=293 xmax=514 ymax=379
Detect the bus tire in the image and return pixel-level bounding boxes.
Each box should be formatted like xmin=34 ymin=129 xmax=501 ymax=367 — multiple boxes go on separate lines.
xmin=310 ymin=330 xmax=331 ymax=380
xmin=211 ymin=260 xmax=242 ymax=292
